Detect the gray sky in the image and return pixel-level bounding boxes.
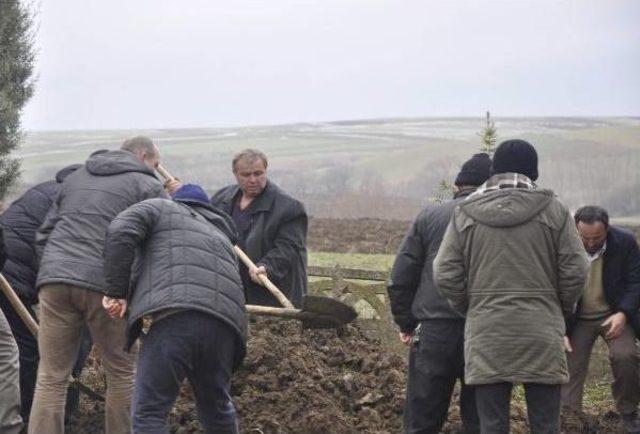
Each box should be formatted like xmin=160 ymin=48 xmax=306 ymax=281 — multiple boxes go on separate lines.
xmin=22 ymin=0 xmax=640 ymax=131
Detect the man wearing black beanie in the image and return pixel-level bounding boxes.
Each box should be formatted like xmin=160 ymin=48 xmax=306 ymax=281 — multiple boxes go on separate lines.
xmin=435 ymin=139 xmax=589 ymax=434
xmin=387 ymin=153 xmax=491 ymax=434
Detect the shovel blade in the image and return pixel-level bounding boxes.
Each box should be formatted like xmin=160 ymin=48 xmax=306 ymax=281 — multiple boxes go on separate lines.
xmin=300 ymin=295 xmax=357 ymax=329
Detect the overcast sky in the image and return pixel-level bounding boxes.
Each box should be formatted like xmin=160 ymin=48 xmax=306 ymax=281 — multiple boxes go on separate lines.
xmin=22 ymin=0 xmax=640 ymax=131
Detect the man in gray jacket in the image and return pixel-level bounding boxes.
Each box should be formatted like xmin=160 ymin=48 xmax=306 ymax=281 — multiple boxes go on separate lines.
xmin=388 ymin=153 xmax=491 ymax=434
xmin=103 ymin=184 xmax=247 ymax=434
xmin=29 ymin=137 xmax=171 ymax=434
xmin=434 ymin=140 xmax=589 ymax=434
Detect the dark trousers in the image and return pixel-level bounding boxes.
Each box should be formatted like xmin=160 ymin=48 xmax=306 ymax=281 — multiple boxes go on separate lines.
xmin=405 ymin=319 xmax=479 ymax=434
xmin=0 ymin=293 xmax=92 ymax=423
xmin=475 ymin=382 xmax=561 ymax=434
xmin=132 ymin=310 xmax=240 ymax=434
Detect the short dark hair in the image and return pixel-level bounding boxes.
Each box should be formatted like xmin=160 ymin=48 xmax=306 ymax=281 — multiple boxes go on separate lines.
xmin=232 ymin=149 xmax=268 ymax=172
xmin=574 ymin=206 xmax=609 ymax=228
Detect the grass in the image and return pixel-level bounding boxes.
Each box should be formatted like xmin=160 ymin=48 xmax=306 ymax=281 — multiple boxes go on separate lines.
xmin=308 ymin=251 xmax=394 ymax=271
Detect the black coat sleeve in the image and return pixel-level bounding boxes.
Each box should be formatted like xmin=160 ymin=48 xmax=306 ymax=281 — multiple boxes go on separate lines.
xmin=616 ymin=234 xmax=640 ymax=320
xmin=103 ymin=200 xmax=161 ymax=299
xmin=257 ymin=202 xmax=308 ymax=283
xmin=0 ymin=227 xmax=5 ymax=270
xmin=386 ymin=213 xmax=427 ymax=334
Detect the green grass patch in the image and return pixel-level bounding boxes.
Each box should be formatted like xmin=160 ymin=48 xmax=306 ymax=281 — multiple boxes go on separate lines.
xmin=308 ymin=251 xmax=395 ymax=271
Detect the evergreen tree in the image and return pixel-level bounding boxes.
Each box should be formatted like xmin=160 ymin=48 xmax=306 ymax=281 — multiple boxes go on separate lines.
xmin=0 ymin=0 xmax=36 ymax=199
xmin=479 ymin=110 xmax=497 ymax=156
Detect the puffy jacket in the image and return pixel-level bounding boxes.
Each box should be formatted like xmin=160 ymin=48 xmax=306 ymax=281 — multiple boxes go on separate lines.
xmin=103 ymin=198 xmax=247 ymax=366
xmin=387 ymin=190 xmax=474 ymax=334
xmin=36 ymin=150 xmax=165 ymax=293
xmin=0 ymin=165 xmax=80 ymax=303
xmin=211 ymin=181 xmax=308 ymax=307
xmin=434 ymin=188 xmax=589 ymax=385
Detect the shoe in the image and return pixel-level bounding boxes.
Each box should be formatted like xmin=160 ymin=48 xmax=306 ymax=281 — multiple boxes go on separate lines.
xmin=623 ymin=412 xmax=640 ymax=433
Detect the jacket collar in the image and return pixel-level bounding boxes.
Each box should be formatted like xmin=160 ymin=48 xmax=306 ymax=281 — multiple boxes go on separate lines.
xmin=226 ymin=180 xmax=278 ymax=214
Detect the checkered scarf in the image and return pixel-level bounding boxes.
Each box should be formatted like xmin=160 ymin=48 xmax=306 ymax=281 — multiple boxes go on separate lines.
xmin=471 ymin=172 xmax=537 ymax=196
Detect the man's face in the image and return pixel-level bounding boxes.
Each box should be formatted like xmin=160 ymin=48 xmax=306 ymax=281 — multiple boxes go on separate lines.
xmin=136 ymin=145 xmax=160 ymax=170
xmin=577 ymin=221 xmax=607 ymax=255
xmin=233 ymin=157 xmax=267 ymax=198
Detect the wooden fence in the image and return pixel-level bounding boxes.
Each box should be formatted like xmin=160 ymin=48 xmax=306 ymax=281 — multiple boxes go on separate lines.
xmin=307 ymin=265 xmax=391 ymax=320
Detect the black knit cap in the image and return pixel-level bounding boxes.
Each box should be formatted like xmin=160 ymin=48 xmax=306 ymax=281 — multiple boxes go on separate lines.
xmin=454 ymin=153 xmax=492 ymax=187
xmin=491 ymin=139 xmax=538 ymax=181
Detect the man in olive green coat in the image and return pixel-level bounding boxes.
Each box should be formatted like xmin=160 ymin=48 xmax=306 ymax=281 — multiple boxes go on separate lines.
xmin=434 ymin=139 xmax=589 ymax=434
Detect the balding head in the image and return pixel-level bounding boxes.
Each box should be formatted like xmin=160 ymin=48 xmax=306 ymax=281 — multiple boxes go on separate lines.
xmin=121 ymin=136 xmax=160 ymax=169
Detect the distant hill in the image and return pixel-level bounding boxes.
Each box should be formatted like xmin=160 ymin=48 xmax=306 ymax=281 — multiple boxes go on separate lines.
xmin=12 ymin=116 xmax=640 ymax=219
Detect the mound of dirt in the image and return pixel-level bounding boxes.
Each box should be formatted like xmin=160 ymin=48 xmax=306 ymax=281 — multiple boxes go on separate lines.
xmin=67 ymin=317 xmax=626 ymax=433
xmin=67 ymin=318 xmax=408 ymax=434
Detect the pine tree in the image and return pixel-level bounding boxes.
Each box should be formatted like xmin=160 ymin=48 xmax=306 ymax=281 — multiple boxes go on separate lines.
xmin=0 ymin=0 xmax=36 ymax=200
xmin=479 ymin=110 xmax=497 ymax=156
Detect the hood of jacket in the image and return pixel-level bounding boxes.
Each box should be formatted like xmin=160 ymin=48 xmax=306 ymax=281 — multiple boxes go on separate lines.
xmin=55 ymin=164 xmax=83 ymax=183
xmin=461 ymin=188 xmax=555 ymax=228
xmin=85 ymin=149 xmax=156 ymax=178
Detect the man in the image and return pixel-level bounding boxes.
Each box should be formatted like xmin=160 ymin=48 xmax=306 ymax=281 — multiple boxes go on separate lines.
xmin=29 ymin=137 xmax=173 ymax=434
xmin=102 ymin=184 xmax=247 ymax=434
xmin=210 ymin=149 xmax=308 ymax=307
xmin=0 ymin=228 xmax=23 ymax=434
xmin=434 ymin=139 xmax=589 ymax=434
xmin=388 ymin=153 xmax=491 ymax=434
xmin=0 ymin=163 xmax=92 ymax=424
xmin=561 ymin=206 xmax=640 ymax=433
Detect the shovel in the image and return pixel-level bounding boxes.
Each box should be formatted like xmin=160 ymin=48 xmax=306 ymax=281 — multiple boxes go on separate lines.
xmin=0 ymin=274 xmax=105 ymax=402
xmin=156 ymin=164 xmax=357 ymax=329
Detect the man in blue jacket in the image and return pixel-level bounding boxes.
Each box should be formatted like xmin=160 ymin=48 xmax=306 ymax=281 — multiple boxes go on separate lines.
xmin=562 ymin=206 xmax=640 ymax=433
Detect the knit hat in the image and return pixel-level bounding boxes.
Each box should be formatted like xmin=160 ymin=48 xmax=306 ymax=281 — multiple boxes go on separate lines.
xmin=172 ymin=184 xmax=210 ymax=208
xmin=492 ymin=139 xmax=539 ymax=181
xmin=454 ymin=153 xmax=492 ymax=186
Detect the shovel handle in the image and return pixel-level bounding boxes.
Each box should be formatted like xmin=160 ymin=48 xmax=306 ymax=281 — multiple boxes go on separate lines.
xmin=0 ymin=274 xmax=105 ymax=401
xmin=156 ymin=164 xmax=176 ymax=182
xmin=0 ymin=274 xmax=39 ymax=336
xmin=233 ymin=246 xmax=295 ymax=309
xmin=154 ymin=164 xmax=295 ymax=310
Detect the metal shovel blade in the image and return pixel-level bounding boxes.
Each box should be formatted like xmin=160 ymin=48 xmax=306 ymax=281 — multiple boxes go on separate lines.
xmin=246 ymin=296 xmax=357 ymax=329
xmin=300 ymin=295 xmax=357 ymax=329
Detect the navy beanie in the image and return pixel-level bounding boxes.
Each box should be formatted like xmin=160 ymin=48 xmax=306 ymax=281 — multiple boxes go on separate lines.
xmin=492 ymin=139 xmax=539 ymax=181
xmin=172 ymin=184 xmax=210 ymax=207
xmin=455 ymin=153 xmax=492 ymax=187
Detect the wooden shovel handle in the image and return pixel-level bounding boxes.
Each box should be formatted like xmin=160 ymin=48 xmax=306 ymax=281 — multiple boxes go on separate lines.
xmin=233 ymin=246 xmax=295 ymax=309
xmin=156 ymin=164 xmax=176 ymax=182
xmin=0 ymin=274 xmax=105 ymax=401
xmin=0 ymin=273 xmax=39 ymax=336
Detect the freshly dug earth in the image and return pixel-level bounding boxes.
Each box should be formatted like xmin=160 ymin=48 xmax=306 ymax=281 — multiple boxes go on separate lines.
xmin=308 ymin=218 xmax=410 ymax=254
xmin=67 ymin=317 xmax=625 ymax=433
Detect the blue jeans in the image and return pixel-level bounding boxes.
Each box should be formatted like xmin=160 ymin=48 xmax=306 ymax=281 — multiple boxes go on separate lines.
xmin=132 ymin=310 xmax=240 ymax=434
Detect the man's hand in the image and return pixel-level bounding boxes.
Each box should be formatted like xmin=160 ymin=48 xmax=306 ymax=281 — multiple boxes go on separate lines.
xmin=102 ymin=296 xmax=127 ymax=319
xmin=563 ymin=336 xmax=573 ymax=353
xmin=602 ymin=312 xmax=626 ymax=340
xmin=249 ymin=265 xmax=268 ymax=285
xmin=399 ymin=332 xmax=414 ymax=346
xmin=165 ymin=179 xmax=183 ymax=196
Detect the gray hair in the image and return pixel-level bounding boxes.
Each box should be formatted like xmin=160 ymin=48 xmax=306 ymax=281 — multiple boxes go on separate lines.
xmin=121 ymin=136 xmax=157 ymax=156
xmin=575 ymin=205 xmax=609 ymax=229
xmin=232 ymin=149 xmax=268 ymax=171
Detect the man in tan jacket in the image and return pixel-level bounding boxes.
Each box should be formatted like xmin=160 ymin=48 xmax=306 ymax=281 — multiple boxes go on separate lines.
xmin=434 ymin=139 xmax=589 ymax=434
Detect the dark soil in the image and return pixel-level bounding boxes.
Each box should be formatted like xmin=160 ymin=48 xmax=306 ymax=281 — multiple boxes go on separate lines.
xmin=308 ymin=218 xmax=410 ymax=254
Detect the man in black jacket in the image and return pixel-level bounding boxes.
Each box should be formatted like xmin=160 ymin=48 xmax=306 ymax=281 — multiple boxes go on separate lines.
xmin=210 ymin=149 xmax=307 ymax=307
xmin=562 ymin=206 xmax=640 ymax=433
xmin=387 ymin=153 xmax=491 ymax=434
xmin=0 ymin=163 xmax=92 ymax=424
xmin=103 ymin=184 xmax=247 ymax=434
xmin=30 ymin=137 xmax=171 ymax=434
